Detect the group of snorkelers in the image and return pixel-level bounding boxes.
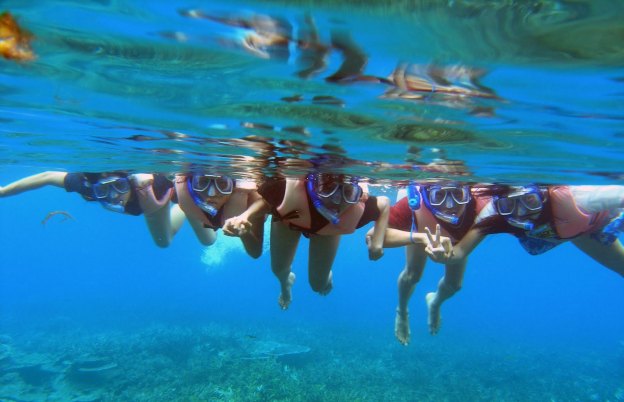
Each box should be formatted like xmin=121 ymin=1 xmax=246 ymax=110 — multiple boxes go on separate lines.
xmin=2 ymin=170 xmax=623 ymax=346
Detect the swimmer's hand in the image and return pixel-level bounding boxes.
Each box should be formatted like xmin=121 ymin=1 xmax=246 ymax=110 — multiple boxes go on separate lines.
xmin=129 ymin=173 xmax=154 ymax=190
xmin=365 ymin=234 xmax=384 ymax=261
xmin=223 ymin=216 xmax=252 ymax=237
xmin=424 ymin=225 xmax=453 ymax=263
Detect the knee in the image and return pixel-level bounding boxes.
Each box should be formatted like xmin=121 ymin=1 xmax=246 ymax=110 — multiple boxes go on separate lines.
xmin=399 ymin=268 xmax=422 ymax=285
xmin=152 ymin=236 xmax=171 ymax=248
xmin=200 ymin=237 xmax=216 ymax=246
xmin=309 ymin=277 xmax=327 ymax=293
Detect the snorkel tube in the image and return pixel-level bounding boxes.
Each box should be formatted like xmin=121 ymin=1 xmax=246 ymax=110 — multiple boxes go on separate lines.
xmin=407 ymin=182 xmax=421 ymax=210
xmin=99 ymin=200 xmax=125 ymax=214
xmin=306 ymin=174 xmax=340 ymax=225
xmin=422 ymin=185 xmax=460 ymax=225
xmin=186 ymin=176 xmax=218 ymax=217
xmin=505 ymin=216 xmax=535 ymax=231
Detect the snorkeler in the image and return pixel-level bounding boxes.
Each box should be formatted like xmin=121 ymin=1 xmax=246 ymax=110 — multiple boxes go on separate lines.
xmin=469 ymin=185 xmax=624 ymax=275
xmin=173 ymin=173 xmax=265 ymax=258
xmin=419 ymin=184 xmax=624 ymax=338
xmin=223 ymin=172 xmax=389 ymax=310
xmin=368 ymin=181 xmax=492 ymax=344
xmin=0 ymin=171 xmax=184 ymax=247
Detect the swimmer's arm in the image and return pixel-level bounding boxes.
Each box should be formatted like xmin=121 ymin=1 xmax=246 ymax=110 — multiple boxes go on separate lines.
xmin=130 ymin=174 xmax=174 ymax=216
xmin=237 ymin=192 xmax=266 ymax=259
xmin=367 ymin=196 xmax=390 ymax=260
xmin=0 ymin=171 xmax=67 ymax=197
xmin=222 ymin=196 xmax=271 ymax=237
xmin=368 ymin=226 xmax=430 ymax=248
xmin=430 ymin=228 xmax=485 ymax=264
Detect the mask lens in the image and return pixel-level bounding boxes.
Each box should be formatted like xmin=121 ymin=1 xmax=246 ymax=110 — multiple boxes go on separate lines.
xmin=111 ymin=178 xmax=130 ymax=194
xmin=520 ymin=193 xmax=542 ymax=211
xmin=342 ymin=183 xmax=361 ymax=204
xmin=496 ymin=197 xmax=516 ymax=215
xmin=428 ymin=187 xmax=447 ymax=206
xmin=316 ymin=175 xmax=340 ymax=198
xmin=215 ymin=176 xmax=234 ymax=195
xmin=451 ymin=187 xmax=470 ymax=204
xmin=93 ymin=182 xmax=110 ymax=199
xmin=192 ymin=175 xmax=211 ymax=192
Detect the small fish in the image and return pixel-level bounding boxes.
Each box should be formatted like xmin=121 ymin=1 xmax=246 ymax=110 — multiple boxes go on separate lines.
xmin=41 ymin=211 xmax=75 ymax=226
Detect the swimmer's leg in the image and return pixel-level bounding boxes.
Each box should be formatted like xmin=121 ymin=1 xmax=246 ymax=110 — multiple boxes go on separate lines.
xmin=143 ymin=202 xmax=175 ymax=248
xmin=572 ymin=234 xmax=624 ymax=277
xmin=271 ymin=219 xmax=301 ymax=309
xmin=395 ymin=244 xmax=427 ymax=345
xmin=170 ymin=204 xmax=186 ymax=236
xmin=426 ymin=259 xmax=467 ymax=335
xmin=188 ymin=215 xmax=217 ymax=246
xmin=308 ymin=234 xmax=341 ymax=295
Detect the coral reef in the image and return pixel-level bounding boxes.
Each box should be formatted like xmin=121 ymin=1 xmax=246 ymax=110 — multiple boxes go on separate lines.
xmin=0 ymin=323 xmax=620 ymax=401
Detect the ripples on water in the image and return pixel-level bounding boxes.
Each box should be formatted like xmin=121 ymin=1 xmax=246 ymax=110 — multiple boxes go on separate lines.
xmin=1 ymin=0 xmax=623 ymax=184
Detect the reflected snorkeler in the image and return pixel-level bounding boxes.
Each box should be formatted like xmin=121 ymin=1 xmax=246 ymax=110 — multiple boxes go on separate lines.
xmin=179 ymin=9 xmax=367 ymax=82
xmin=179 ymin=9 xmax=292 ymax=61
xmin=0 ymin=171 xmax=184 ymax=247
xmin=224 ymin=172 xmax=389 ymax=309
xmin=352 ymin=62 xmax=501 ymax=115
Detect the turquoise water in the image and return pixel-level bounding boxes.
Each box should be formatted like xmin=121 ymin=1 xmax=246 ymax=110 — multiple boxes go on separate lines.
xmin=1 ymin=1 xmax=623 ymax=401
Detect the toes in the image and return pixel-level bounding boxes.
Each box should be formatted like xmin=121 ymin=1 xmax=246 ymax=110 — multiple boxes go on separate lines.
xmin=278 ymin=295 xmax=290 ymax=310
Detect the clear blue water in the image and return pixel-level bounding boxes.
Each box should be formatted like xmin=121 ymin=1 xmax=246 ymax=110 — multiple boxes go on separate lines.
xmin=1 ymin=1 xmax=623 ymax=401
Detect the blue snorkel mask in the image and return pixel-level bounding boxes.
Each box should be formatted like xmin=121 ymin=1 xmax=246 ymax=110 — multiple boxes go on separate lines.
xmin=306 ymin=173 xmax=362 ymax=225
xmin=92 ymin=176 xmax=131 ymax=214
xmin=186 ymin=175 xmax=234 ymax=217
xmin=494 ymin=186 xmax=544 ymax=231
xmin=422 ymin=183 xmax=471 ymax=225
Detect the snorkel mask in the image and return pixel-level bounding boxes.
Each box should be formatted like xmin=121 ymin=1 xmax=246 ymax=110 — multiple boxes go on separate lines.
xmin=186 ymin=174 xmax=234 ymax=217
xmin=494 ymin=186 xmax=544 ymax=231
xmin=92 ymin=176 xmax=131 ymax=214
xmin=422 ymin=183 xmax=471 ymax=225
xmin=306 ymin=173 xmax=362 ymax=225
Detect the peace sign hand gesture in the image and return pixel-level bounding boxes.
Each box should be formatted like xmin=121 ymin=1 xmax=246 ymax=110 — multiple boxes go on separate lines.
xmin=424 ymin=224 xmax=453 ymax=263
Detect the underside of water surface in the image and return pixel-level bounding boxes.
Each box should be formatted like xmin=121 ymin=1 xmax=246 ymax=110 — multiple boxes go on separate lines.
xmin=1 ymin=0 xmax=623 ymax=184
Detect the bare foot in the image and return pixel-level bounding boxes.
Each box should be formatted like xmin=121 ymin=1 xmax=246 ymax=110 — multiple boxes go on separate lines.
xmin=394 ymin=308 xmax=410 ymax=345
xmin=278 ymin=272 xmax=296 ymax=310
xmin=426 ymin=292 xmax=441 ymax=335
